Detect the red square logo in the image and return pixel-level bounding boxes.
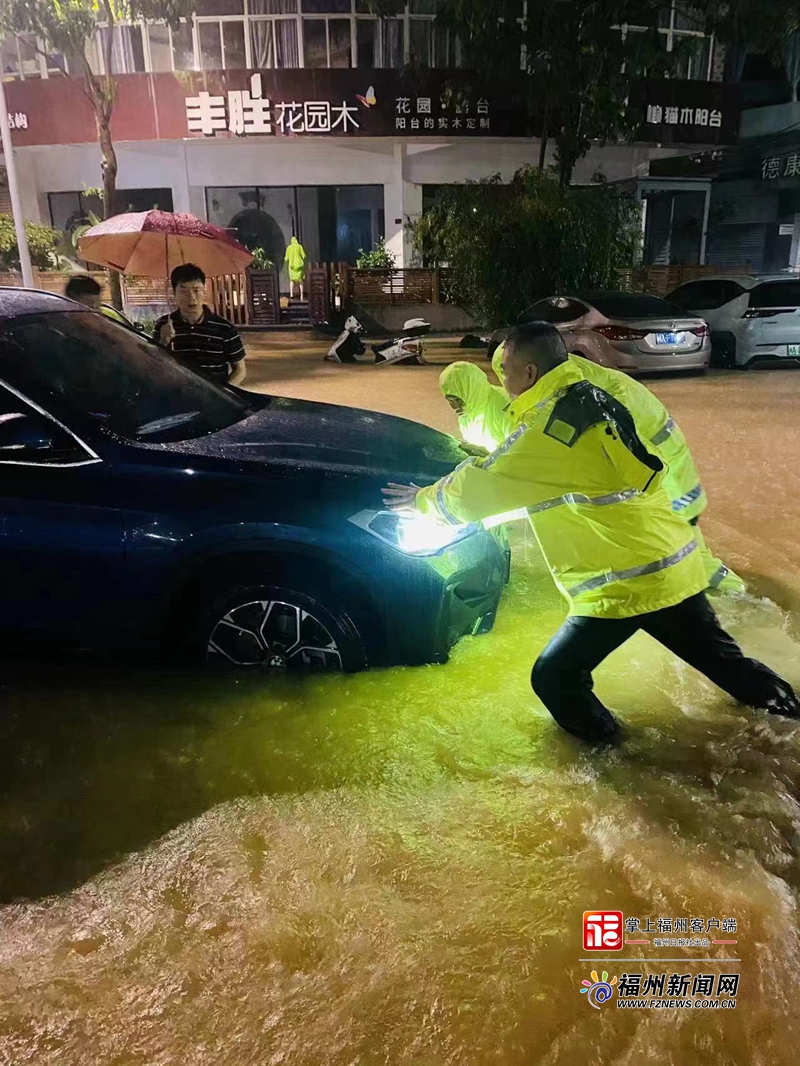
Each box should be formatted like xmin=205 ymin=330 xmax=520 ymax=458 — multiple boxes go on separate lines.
xmin=583 ymin=911 xmax=623 ymax=951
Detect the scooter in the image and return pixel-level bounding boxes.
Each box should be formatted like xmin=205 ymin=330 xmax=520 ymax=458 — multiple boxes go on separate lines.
xmin=373 ymin=318 xmax=431 ymax=366
xmin=325 ymin=316 xmax=372 ymax=363
xmin=325 ymin=316 xmax=431 ymax=366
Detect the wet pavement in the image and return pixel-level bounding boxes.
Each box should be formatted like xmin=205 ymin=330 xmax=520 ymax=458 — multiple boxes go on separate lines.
xmin=1 ymin=339 xmax=800 ymax=1065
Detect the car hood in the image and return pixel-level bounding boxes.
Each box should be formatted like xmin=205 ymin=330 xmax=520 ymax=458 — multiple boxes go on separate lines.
xmin=151 ymin=394 xmax=469 ymax=481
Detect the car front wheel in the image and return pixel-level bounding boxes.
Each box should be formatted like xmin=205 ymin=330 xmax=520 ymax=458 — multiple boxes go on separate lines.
xmin=194 ymin=577 xmax=367 ymax=672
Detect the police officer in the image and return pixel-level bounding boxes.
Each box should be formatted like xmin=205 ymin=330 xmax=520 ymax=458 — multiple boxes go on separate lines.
xmin=385 ymin=322 xmax=797 ymax=743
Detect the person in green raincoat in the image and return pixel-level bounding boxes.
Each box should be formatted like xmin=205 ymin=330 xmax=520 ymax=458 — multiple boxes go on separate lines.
xmin=284 ymin=235 xmax=307 ymax=300
xmin=439 ymin=361 xmax=514 ymax=452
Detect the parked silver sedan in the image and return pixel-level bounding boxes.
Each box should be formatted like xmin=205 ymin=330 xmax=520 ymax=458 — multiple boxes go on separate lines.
xmin=518 ymin=291 xmax=711 ymax=374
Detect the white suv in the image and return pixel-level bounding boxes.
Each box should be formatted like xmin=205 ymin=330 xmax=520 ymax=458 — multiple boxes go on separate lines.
xmin=667 ymin=273 xmax=800 ymax=368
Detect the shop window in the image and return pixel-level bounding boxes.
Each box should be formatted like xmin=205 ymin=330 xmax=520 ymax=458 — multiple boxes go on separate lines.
xmin=250 ymin=0 xmax=298 ymax=13
xmin=356 ymin=17 xmax=402 ymax=68
xmin=328 ymin=19 xmax=351 ymax=67
xmin=199 ymin=22 xmax=223 ymax=70
xmin=302 ymin=19 xmax=327 ymax=68
xmin=410 ymin=19 xmax=433 ymax=66
xmin=0 ymin=37 xmax=20 ymax=79
xmin=409 ymin=18 xmax=458 ymax=68
xmin=147 ymin=23 xmax=172 ymax=72
xmin=251 ymin=18 xmax=300 ymax=67
xmin=98 ymin=25 xmax=146 ymax=74
xmin=223 ymin=22 xmax=247 ymax=68
xmin=199 ymin=18 xmax=247 ymax=70
xmin=356 ymin=20 xmax=376 ymax=67
xmin=672 ymin=35 xmax=710 ymax=81
xmin=197 ymin=0 xmax=245 ymax=13
xmin=16 ymin=34 xmax=41 ymax=78
xmin=49 ymin=189 xmax=174 ymax=250
xmin=172 ymin=21 xmax=196 ymax=71
xmin=303 ymin=17 xmax=352 ymax=67
xmin=303 ymin=0 xmax=350 ymax=12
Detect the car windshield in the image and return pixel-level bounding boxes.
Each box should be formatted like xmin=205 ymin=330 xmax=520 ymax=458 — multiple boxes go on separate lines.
xmin=581 ymin=293 xmax=685 ymax=318
xmin=0 ymin=311 xmax=254 ymax=443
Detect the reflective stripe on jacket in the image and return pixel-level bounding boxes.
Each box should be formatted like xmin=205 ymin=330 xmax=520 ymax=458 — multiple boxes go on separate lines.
xmin=416 ymin=358 xmax=708 ymax=619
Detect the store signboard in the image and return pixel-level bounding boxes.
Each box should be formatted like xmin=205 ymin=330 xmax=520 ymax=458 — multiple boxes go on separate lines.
xmin=760 ymin=152 xmax=800 ymax=180
xmin=635 ymin=78 xmax=739 ymax=145
xmin=3 ymin=70 xmax=740 ymax=148
xmin=186 ymin=73 xmax=495 ymax=138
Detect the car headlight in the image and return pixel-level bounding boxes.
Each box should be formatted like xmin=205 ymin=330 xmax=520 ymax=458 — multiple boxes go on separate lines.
xmin=348 ymin=508 xmax=478 ymax=556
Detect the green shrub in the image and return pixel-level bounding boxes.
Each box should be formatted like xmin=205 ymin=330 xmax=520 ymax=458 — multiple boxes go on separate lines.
xmin=250 ymin=247 xmax=275 ymax=270
xmin=356 ymin=238 xmax=396 ymax=269
xmin=0 ymin=214 xmax=63 ymax=271
xmin=411 ymin=166 xmax=641 ymax=328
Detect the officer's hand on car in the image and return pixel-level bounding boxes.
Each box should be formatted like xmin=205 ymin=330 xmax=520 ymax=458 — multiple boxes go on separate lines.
xmin=383 ymin=482 xmax=419 ymax=512
xmin=457 ymin=441 xmax=489 ymax=458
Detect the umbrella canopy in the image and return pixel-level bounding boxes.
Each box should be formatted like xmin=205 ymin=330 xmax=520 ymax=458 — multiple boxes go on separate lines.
xmin=78 ymin=210 xmax=253 ymax=278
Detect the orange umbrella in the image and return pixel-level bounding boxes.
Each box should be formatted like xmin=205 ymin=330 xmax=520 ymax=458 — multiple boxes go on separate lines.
xmin=78 ymin=210 xmax=253 ymax=278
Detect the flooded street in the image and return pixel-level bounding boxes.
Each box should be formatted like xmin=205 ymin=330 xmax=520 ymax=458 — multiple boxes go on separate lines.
xmin=2 ymin=348 xmax=800 ymax=1065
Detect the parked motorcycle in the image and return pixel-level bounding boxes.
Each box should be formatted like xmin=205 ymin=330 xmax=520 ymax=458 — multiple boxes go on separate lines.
xmin=325 ymin=316 xmax=372 ymax=363
xmin=325 ymin=316 xmax=431 ymax=366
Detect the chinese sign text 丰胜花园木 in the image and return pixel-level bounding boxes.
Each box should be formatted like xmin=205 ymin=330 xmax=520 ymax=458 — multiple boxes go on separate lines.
xmin=186 ymin=75 xmax=492 ymax=137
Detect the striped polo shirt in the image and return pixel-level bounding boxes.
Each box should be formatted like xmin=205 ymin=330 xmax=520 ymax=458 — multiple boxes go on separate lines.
xmin=153 ymin=306 xmax=245 ymax=382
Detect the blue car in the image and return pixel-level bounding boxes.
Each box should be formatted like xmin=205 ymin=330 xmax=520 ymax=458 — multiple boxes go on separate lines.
xmin=0 ymin=290 xmax=507 ymax=670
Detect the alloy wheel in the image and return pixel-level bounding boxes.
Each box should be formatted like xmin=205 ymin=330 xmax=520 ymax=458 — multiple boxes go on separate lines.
xmin=207 ymin=598 xmax=343 ymax=670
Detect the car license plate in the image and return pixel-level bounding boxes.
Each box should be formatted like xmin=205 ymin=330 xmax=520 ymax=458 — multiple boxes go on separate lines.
xmin=789 ymin=344 xmax=800 ymax=357
xmin=655 ymin=331 xmax=685 ymax=346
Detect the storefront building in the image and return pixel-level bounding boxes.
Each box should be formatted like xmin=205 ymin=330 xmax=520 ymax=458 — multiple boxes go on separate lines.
xmin=0 ymin=2 xmax=739 ymax=289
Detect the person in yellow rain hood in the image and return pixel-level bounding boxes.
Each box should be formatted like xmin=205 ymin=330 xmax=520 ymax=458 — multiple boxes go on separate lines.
xmin=439 ymin=361 xmax=514 ymax=452
xmin=491 ymin=340 xmax=744 ymax=594
xmin=384 ymin=322 xmax=797 ymax=744
xmin=284 ymin=235 xmax=307 ymax=300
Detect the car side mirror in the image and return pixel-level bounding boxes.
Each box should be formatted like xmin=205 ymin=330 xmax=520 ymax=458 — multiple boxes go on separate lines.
xmin=0 ymin=412 xmax=57 ymax=455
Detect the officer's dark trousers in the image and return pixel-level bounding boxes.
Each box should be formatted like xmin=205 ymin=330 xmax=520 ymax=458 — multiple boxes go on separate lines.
xmin=532 ymin=592 xmax=798 ymax=742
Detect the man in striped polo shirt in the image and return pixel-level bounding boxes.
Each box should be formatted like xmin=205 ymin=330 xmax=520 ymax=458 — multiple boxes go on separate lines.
xmin=154 ymin=263 xmax=246 ymax=386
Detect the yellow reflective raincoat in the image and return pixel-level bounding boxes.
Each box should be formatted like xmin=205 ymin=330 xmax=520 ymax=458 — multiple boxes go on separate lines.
xmin=284 ymin=236 xmax=307 ymax=282
xmin=492 ymin=346 xmax=742 ymax=592
xmin=566 ymin=354 xmax=742 ymax=592
xmin=416 ymin=357 xmax=709 ymax=619
xmin=439 ymin=361 xmax=513 ymax=451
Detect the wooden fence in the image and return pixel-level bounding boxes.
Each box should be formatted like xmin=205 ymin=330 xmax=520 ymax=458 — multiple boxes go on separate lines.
xmin=121 ymin=273 xmax=249 ymax=325
xmin=347 ymin=268 xmax=449 ymax=305
xmin=121 ymin=276 xmax=170 ymax=308
xmin=0 ymin=262 xmax=758 ymax=325
xmin=208 ymin=274 xmax=249 ymax=326
xmin=0 ymin=270 xmax=111 ymax=301
xmin=617 ymin=264 xmax=753 ymax=297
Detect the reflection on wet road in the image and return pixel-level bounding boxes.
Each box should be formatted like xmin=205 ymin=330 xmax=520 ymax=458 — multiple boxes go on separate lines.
xmin=2 ymin=363 xmax=800 ymax=1064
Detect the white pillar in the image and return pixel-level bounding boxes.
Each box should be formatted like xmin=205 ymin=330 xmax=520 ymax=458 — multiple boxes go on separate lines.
xmin=699 ymin=184 xmax=711 ymax=265
xmin=384 ymin=142 xmax=406 ymax=266
xmin=402 ymin=179 xmax=423 ymax=266
xmin=789 ymin=215 xmax=800 ymax=269
xmin=0 ymin=78 xmax=33 ymax=287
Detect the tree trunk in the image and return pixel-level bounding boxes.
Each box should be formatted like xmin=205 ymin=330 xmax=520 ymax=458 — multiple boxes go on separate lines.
xmin=98 ymin=116 xmax=122 ymax=308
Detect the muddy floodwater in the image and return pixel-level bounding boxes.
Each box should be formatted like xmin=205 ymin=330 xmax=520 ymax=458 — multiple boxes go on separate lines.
xmin=2 ymin=350 xmax=800 ymax=1065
